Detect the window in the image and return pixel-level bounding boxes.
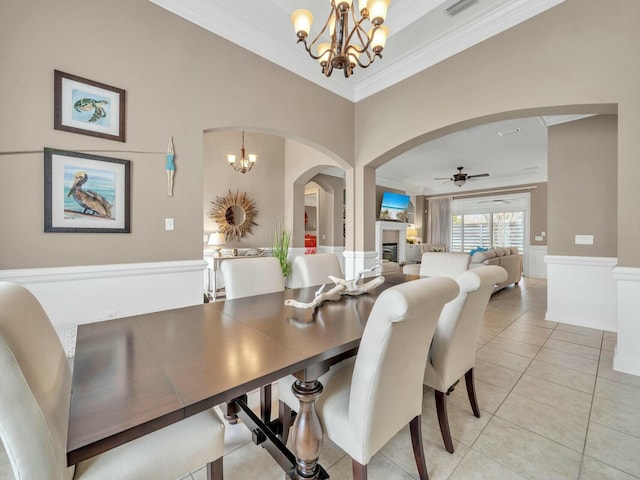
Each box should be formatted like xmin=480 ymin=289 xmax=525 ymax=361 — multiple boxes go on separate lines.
xmin=450 ymin=196 xmax=526 ymax=253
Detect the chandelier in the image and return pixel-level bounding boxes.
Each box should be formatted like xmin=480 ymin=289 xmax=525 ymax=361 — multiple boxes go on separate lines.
xmin=227 ymin=131 xmax=257 ymax=174
xmin=291 ymin=0 xmax=391 ymax=78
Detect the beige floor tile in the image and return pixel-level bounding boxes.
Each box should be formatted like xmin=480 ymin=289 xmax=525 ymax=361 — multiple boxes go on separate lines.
xmin=513 ymin=311 xmax=558 ymax=329
xmin=585 ymin=422 xmax=640 ymax=478
xmin=495 ymin=393 xmax=589 ymax=452
xmin=476 ymin=345 xmax=533 ymax=373
xmin=555 ymin=323 xmax=604 ymax=338
xmin=602 ymin=336 xmax=617 ymax=352
xmin=447 ymin=378 xmax=510 ymax=415
xmin=505 ymin=321 xmax=554 ymax=337
xmin=421 ymin=394 xmax=492 ymax=447
xmin=536 ymin=347 xmax=599 ymax=376
xmin=327 ymin=452 xmax=415 ymax=480
xmin=473 ymin=416 xmax=582 ymax=480
xmin=498 ymin=328 xmax=549 ymax=347
xmin=221 ymin=441 xmax=287 ymax=480
xmin=449 ymin=450 xmax=527 ymax=480
xmin=598 ymin=351 xmax=640 ymax=389
xmin=525 ymin=359 xmax=596 ymax=394
xmin=551 ymin=330 xmax=602 ymax=349
xmin=579 ymin=456 xmax=639 ymax=480
xmin=512 ymin=375 xmax=593 ymax=419
xmin=380 ymin=423 xmax=469 ymax=480
xmin=474 ymin=358 xmax=523 ymax=390
xmin=486 ymin=336 xmax=541 ymax=358
xmin=544 ymin=338 xmax=601 ymax=361
xmin=477 ymin=333 xmax=496 ymax=346
xmin=479 ymin=324 xmax=506 ymax=337
xmin=591 ymin=378 xmax=640 ymax=439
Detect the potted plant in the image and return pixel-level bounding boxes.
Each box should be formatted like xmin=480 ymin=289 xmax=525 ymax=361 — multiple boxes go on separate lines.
xmin=272 ymin=221 xmax=292 ymax=278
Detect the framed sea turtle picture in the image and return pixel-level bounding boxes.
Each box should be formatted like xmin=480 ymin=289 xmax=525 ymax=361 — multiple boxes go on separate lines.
xmin=44 ymin=148 xmax=130 ymax=233
xmin=54 ymin=70 xmax=126 ymax=142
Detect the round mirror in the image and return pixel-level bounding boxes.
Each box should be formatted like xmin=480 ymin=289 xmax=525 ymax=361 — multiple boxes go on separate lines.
xmin=225 ymin=205 xmax=246 ymax=226
xmin=209 ymin=190 xmax=258 ymax=241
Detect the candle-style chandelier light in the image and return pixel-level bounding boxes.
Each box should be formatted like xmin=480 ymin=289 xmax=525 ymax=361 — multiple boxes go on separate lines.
xmin=227 ymin=131 xmax=257 ymax=174
xmin=291 ymin=0 xmax=391 ymax=78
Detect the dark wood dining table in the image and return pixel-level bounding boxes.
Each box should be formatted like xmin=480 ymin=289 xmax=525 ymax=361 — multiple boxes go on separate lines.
xmin=66 ymin=272 xmax=417 ymax=479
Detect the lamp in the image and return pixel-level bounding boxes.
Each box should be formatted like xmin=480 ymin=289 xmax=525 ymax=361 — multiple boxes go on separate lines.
xmin=208 ymin=232 xmax=226 ymax=257
xmin=406 ymin=227 xmax=418 ymax=243
xmin=227 ymin=131 xmax=257 ymax=174
xmin=292 ymin=0 xmax=391 ymax=78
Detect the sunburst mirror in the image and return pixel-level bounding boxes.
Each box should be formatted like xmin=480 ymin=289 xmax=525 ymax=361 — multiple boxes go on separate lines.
xmin=209 ymin=190 xmax=258 ymax=241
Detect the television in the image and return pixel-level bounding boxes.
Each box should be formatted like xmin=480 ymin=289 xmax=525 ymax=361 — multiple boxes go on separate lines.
xmin=379 ymin=191 xmax=411 ymax=222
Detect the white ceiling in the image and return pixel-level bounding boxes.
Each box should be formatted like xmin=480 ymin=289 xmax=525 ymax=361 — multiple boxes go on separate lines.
xmin=150 ymin=0 xmax=575 ymax=195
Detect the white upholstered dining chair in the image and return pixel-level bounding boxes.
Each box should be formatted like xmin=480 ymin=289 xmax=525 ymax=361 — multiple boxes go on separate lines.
xmin=278 ymin=277 xmax=459 ymax=480
xmin=220 ymin=256 xmax=285 ymax=423
xmin=404 ymin=252 xmax=471 ymax=278
xmin=294 ymin=252 xmax=343 ymax=288
xmin=220 ymin=256 xmax=285 ymax=300
xmin=0 ymin=282 xmax=225 ymax=480
xmin=423 ymin=265 xmax=507 ymax=453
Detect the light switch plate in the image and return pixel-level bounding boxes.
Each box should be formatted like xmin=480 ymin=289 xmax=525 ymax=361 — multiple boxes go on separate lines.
xmin=535 ymin=235 xmax=543 ymax=241
xmin=575 ymin=234 xmax=593 ymax=245
xmin=165 ymin=218 xmax=174 ymax=230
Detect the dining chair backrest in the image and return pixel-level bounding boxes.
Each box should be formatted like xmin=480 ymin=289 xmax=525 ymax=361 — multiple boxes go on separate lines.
xmin=221 ymin=256 xmax=285 ymax=299
xmin=0 ymin=282 xmax=75 ymax=480
xmin=347 ymin=276 xmax=459 ymax=462
xmin=424 ymin=265 xmax=508 ymax=392
xmin=419 ymin=252 xmax=470 ymax=278
xmin=294 ymin=253 xmax=343 ymax=288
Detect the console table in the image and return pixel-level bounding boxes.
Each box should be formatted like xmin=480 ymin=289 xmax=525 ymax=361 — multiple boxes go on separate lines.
xmin=206 ymin=253 xmax=265 ymax=300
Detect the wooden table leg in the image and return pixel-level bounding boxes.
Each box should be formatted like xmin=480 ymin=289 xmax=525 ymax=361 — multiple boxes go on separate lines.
xmin=290 ymin=379 xmax=324 ymax=479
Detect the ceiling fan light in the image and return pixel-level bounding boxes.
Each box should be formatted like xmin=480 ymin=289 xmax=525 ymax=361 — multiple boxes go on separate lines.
xmin=454 ymin=179 xmax=465 ymax=187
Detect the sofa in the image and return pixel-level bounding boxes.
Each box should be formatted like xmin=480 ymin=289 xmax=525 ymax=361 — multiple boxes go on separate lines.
xmin=469 ymin=247 xmax=522 ymax=290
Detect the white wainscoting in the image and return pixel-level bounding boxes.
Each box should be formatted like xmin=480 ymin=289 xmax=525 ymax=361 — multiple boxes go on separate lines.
xmin=343 ymin=250 xmax=379 ymax=282
xmin=612 ymin=266 xmax=640 ymax=376
xmin=545 ymin=255 xmax=617 ymax=332
xmin=526 ymin=246 xmax=547 ymax=278
xmin=0 ymin=260 xmax=206 ymax=356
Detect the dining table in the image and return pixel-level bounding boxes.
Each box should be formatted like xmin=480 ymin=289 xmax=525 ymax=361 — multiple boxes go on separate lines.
xmin=66 ymin=272 xmax=418 ymax=480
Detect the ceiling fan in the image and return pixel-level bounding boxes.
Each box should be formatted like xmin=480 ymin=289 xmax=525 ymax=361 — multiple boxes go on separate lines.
xmin=434 ymin=166 xmax=490 ymax=187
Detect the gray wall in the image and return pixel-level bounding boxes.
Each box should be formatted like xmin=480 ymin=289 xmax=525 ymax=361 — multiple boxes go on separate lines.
xmin=0 ymin=0 xmax=353 ymax=269
xmin=548 ymin=115 xmax=617 ymax=257
xmin=203 ymin=131 xmax=285 ymax=248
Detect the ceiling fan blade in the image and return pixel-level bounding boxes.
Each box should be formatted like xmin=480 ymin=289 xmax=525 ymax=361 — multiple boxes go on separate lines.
xmin=433 ymin=177 xmax=452 ymax=180
xmin=467 ymin=173 xmax=490 ymax=178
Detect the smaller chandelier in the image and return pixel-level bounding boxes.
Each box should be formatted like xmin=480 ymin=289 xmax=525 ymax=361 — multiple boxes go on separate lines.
xmin=227 ymin=131 xmax=257 ymax=174
xmin=292 ymin=0 xmax=390 ymax=78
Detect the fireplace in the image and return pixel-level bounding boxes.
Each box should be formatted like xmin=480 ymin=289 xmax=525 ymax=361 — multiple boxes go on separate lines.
xmin=382 ymin=243 xmax=398 ymax=262
xmin=375 ymin=221 xmax=407 ymax=263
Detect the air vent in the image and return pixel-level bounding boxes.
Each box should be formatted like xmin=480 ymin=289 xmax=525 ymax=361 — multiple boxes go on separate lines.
xmin=446 ymin=0 xmax=478 ymax=16
xmin=498 ymin=127 xmax=522 ymax=137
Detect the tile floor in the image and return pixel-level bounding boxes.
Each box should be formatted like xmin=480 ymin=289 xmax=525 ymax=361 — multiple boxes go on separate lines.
xmin=2 ymin=277 xmax=640 ymax=479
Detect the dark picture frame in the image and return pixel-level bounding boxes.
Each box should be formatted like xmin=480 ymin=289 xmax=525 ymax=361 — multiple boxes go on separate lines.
xmin=44 ymin=148 xmax=131 ymax=233
xmin=54 ymin=70 xmax=126 ymax=142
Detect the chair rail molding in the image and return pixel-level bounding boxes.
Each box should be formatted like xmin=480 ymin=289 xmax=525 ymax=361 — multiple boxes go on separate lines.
xmin=544 ymin=255 xmax=617 ymax=332
xmin=612 ymin=266 xmax=640 ymax=377
xmin=0 ymin=260 xmax=206 ymax=357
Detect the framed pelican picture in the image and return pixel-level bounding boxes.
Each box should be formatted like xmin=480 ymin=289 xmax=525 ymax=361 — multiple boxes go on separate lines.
xmin=44 ymin=148 xmax=130 ymax=233
xmin=54 ymin=70 xmax=126 ymax=142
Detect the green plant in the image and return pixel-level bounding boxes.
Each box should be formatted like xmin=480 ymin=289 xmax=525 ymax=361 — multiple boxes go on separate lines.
xmin=272 ymin=221 xmax=292 ymax=277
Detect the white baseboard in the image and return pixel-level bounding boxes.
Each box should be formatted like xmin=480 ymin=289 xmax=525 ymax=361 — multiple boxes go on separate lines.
xmin=0 ymin=260 xmax=206 ymax=357
xmin=527 ymin=246 xmax=547 ymax=278
xmin=544 ymin=255 xmax=617 ymax=332
xmin=612 ymin=266 xmax=640 ymax=376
